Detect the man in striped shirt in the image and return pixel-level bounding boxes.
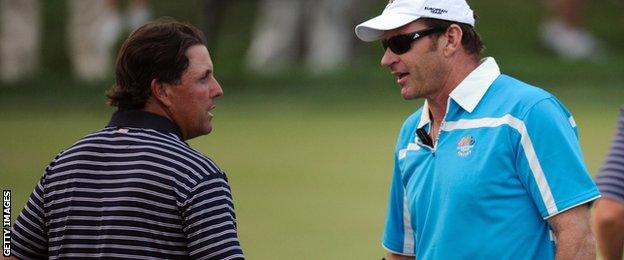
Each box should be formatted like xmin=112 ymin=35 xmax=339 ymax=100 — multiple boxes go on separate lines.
xmin=594 ymin=107 xmax=624 ymax=260
xmin=9 ymin=18 xmax=244 ymax=259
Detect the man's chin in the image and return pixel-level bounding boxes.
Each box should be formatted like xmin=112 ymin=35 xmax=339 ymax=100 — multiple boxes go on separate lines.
xmin=203 ymin=125 xmax=214 ymax=135
xmin=184 ymin=126 xmax=213 ymax=140
xmin=400 ymin=90 xmax=419 ymax=100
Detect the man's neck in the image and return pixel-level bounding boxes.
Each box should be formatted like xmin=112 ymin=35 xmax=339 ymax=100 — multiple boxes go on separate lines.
xmin=425 ymin=56 xmax=480 ymax=137
xmin=143 ymin=101 xmax=170 ymax=121
xmin=142 ymin=99 xmax=187 ymax=140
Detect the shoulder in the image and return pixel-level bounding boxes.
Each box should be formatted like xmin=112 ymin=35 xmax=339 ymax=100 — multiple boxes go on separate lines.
xmin=156 ymin=136 xmax=225 ymax=183
xmin=49 ymin=126 xmax=223 ymax=181
xmin=44 ymin=127 xmax=119 ymax=169
xmin=487 ymin=74 xmax=567 ymax=118
xmin=492 ymin=75 xmax=553 ymax=103
xmin=182 ymin=146 xmax=224 ymax=177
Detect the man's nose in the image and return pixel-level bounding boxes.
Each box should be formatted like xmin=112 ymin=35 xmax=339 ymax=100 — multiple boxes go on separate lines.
xmin=212 ymin=80 xmax=223 ymax=98
xmin=380 ymin=48 xmax=398 ymax=67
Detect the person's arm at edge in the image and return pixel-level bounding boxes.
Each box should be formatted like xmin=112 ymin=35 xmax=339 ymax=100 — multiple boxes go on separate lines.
xmin=547 ymin=203 xmax=595 ymax=260
xmin=593 ymin=198 xmax=624 ymax=260
xmin=385 ymin=252 xmax=414 ymax=260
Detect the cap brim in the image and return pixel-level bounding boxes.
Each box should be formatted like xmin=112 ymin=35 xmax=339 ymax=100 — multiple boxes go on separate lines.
xmin=355 ymin=13 xmax=421 ymax=42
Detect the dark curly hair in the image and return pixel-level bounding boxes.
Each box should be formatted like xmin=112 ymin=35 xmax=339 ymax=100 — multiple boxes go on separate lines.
xmin=106 ymin=17 xmax=207 ymax=109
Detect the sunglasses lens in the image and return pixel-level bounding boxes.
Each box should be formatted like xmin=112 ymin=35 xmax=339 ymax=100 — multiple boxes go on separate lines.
xmin=382 ymin=28 xmax=438 ymax=54
xmin=388 ymin=35 xmax=410 ymax=54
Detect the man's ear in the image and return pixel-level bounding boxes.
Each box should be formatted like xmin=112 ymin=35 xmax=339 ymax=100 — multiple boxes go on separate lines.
xmin=150 ymin=79 xmax=172 ymax=107
xmin=442 ymin=24 xmax=463 ymax=57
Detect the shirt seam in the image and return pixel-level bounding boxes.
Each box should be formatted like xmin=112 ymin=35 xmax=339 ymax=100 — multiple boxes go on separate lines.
xmin=518 ymin=96 xmax=555 ymax=122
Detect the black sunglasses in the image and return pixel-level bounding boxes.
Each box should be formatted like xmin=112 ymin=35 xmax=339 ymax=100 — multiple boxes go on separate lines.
xmin=381 ymin=27 xmax=447 ymax=54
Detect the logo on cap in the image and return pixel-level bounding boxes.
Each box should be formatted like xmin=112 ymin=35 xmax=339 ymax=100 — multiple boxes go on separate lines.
xmin=424 ymin=7 xmax=448 ymax=15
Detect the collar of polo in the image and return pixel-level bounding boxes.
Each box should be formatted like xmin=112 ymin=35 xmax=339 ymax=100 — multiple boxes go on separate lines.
xmin=107 ymin=109 xmax=183 ymax=140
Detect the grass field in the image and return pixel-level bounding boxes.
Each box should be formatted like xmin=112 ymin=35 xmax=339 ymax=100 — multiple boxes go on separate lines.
xmin=1 ymin=0 xmax=624 ymax=259
xmin=1 ymin=81 xmax=622 ymax=259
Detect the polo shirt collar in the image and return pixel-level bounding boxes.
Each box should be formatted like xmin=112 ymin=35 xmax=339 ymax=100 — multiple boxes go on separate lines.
xmin=417 ymin=57 xmax=501 ymax=128
xmin=107 ymin=109 xmax=183 ymax=139
xmin=417 ymin=101 xmax=432 ymax=129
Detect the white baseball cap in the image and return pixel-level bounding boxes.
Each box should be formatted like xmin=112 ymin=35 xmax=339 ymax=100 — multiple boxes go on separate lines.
xmin=355 ymin=0 xmax=475 ymax=42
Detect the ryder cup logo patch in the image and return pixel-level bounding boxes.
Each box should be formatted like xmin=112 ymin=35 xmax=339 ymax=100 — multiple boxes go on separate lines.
xmin=457 ymin=135 xmax=475 ymax=157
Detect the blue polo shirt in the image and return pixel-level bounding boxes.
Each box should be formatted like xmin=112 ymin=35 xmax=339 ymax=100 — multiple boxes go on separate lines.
xmin=383 ymin=57 xmax=600 ymax=259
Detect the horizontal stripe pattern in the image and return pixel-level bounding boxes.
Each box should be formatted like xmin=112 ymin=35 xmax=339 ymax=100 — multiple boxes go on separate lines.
xmin=597 ymin=108 xmax=624 ymax=203
xmin=11 ymin=127 xmax=243 ymax=259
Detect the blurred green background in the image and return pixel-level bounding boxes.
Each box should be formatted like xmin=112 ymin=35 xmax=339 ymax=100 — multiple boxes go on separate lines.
xmin=1 ymin=0 xmax=623 ymax=259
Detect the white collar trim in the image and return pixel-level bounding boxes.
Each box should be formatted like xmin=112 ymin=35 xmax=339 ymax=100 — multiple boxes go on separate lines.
xmin=417 ymin=101 xmax=431 ymax=129
xmin=449 ymin=57 xmax=500 ymax=113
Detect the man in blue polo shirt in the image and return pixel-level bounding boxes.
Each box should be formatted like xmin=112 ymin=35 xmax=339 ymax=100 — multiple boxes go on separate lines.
xmin=354 ymin=0 xmax=600 ymax=259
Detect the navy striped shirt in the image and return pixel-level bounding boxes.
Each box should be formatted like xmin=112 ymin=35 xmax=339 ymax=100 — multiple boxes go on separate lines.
xmin=597 ymin=107 xmax=624 ymax=203
xmin=11 ymin=110 xmax=244 ymax=259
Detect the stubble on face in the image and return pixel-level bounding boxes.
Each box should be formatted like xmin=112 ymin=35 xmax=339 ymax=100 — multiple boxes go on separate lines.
xmin=381 ymin=20 xmax=452 ymax=102
xmin=401 ymin=39 xmax=444 ymax=100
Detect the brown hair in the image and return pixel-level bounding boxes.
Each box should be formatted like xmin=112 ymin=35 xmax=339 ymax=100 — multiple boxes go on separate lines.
xmin=421 ymin=17 xmax=484 ymax=57
xmin=106 ymin=17 xmax=207 ymax=109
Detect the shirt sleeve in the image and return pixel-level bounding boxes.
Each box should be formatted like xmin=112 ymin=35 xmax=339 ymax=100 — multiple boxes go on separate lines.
xmin=11 ymin=176 xmax=49 ymax=259
xmin=382 ymin=152 xmax=415 ymax=256
xmin=182 ymin=174 xmax=244 ymax=260
xmin=515 ymin=97 xmax=600 ymax=219
xmin=596 ymin=107 xmax=624 ymax=203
